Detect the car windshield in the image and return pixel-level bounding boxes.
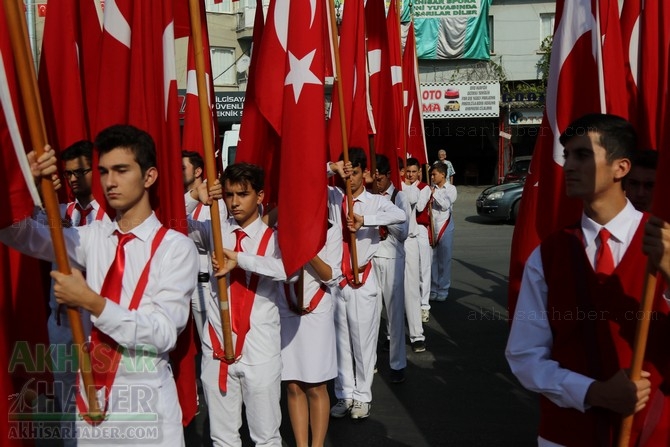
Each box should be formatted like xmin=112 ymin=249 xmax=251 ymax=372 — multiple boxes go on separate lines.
xmin=512 ymin=159 xmax=530 ymax=174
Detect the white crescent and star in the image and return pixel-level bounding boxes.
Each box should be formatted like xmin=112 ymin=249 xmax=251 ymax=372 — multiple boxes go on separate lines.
xmin=275 ymin=0 xmax=322 ymax=103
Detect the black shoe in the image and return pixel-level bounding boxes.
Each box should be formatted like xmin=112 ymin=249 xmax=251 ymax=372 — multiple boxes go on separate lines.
xmin=390 ymin=368 xmax=405 ymax=383
xmin=411 ymin=340 xmax=426 ymax=353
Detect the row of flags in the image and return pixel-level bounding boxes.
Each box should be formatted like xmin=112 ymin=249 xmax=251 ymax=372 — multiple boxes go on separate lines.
xmin=509 ymin=0 xmax=670 ymax=312
xmin=0 ymin=0 xmax=428 ymax=441
xmin=236 ymin=0 xmax=429 ymax=275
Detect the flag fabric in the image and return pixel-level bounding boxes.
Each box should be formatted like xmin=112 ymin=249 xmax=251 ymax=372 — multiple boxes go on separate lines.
xmin=409 ymin=0 xmax=492 ymax=60
xmin=508 ymin=0 xmax=616 ymax=315
xmin=402 ymin=21 xmax=428 ymax=165
xmin=1 ymin=7 xmax=52 ymax=445
xmin=377 ymin=0 xmax=404 ymax=185
xmin=94 ymin=0 xmax=197 ymax=425
xmin=620 ymin=0 xmax=641 ymax=126
xmin=236 ymin=0 xmax=281 ymax=206
xmin=327 ymin=0 xmax=369 ymax=161
xmin=364 ymin=0 xmax=388 ymax=166
xmin=181 ymin=0 xmax=218 ymax=160
xmin=632 ymin=1 xmax=670 ymax=150
xmin=95 ymin=0 xmax=186 ymax=234
xmin=253 ymin=0 xmax=328 ymax=276
xmin=38 ymin=0 xmax=103 ymax=152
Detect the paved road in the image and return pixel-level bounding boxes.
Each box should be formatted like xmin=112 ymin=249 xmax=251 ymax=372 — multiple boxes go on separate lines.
xmin=186 ymin=185 xmax=540 ymax=446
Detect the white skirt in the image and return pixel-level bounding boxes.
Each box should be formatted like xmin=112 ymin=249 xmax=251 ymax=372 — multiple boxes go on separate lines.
xmin=280 ymin=299 xmax=337 ymax=383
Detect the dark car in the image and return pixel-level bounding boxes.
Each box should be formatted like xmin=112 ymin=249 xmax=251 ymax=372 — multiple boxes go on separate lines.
xmin=503 ymin=156 xmax=532 ymax=184
xmin=476 ymin=181 xmax=524 ymax=222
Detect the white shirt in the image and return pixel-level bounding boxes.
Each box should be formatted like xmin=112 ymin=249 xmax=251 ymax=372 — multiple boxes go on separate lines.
xmin=374 ymin=184 xmax=410 ymax=259
xmin=402 ymin=180 xmax=431 ymax=237
xmin=328 ymin=186 xmax=407 ymax=266
xmin=505 ymin=201 xmax=643 ymax=446
xmin=431 ymin=182 xmax=458 ymax=228
xmin=0 ymin=212 xmax=199 ymax=382
xmin=279 ymin=215 xmax=343 ymax=316
xmin=187 ymin=206 xmax=287 ymax=365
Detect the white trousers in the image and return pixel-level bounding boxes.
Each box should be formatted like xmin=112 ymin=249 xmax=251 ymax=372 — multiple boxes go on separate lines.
xmin=403 ymin=237 xmax=426 ymax=342
xmin=373 ymin=256 xmax=407 ymax=371
xmin=417 ymin=226 xmax=433 ymax=309
xmin=201 ymin=353 xmax=282 ymax=447
xmin=334 ymin=269 xmax=379 ymax=403
xmin=431 ymin=218 xmax=455 ymax=298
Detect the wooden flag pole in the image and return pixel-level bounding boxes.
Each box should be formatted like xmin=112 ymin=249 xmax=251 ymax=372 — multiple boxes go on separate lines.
xmin=327 ymin=0 xmax=360 ymax=283
xmin=2 ymin=0 xmax=101 ymax=420
xmin=617 ymin=263 xmax=658 ymax=447
xmin=187 ymin=0 xmax=234 ymax=361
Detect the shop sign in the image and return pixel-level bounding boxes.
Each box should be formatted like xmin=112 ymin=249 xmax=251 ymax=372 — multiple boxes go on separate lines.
xmin=420 ymin=82 xmax=500 ymax=118
xmin=178 ymin=90 xmax=245 ymax=123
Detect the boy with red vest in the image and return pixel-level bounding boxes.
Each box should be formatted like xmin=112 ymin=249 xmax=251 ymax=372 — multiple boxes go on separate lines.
xmin=506 ymin=114 xmax=670 ymax=446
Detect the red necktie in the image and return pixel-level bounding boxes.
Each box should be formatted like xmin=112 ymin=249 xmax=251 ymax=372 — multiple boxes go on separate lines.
xmin=75 ymin=203 xmax=93 ymax=226
xmin=99 ymin=231 xmax=136 ymax=303
xmin=230 ymin=229 xmax=247 ymax=333
xmin=595 ymin=228 xmax=615 ymax=275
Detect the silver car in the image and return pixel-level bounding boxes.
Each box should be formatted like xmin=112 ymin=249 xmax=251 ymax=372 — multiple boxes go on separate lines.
xmin=476 ymin=181 xmax=524 ymax=222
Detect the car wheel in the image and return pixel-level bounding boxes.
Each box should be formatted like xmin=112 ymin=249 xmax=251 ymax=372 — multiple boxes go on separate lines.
xmin=510 ymin=200 xmax=520 ymax=222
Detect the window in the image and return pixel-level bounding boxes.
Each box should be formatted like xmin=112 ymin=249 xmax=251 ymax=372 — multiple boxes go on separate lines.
xmin=211 ymin=47 xmax=237 ymax=86
xmin=205 ymin=0 xmax=233 ymax=13
xmin=540 ymin=13 xmax=555 ymax=43
xmin=487 ymin=15 xmax=495 ymax=54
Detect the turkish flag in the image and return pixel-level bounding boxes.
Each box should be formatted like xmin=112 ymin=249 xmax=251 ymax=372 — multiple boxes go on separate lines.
xmin=327 ymin=0 xmax=369 ymax=161
xmin=94 ymin=0 xmax=197 ymax=425
xmin=95 ymin=0 xmax=185 ymax=233
xmin=377 ymin=0 xmax=404 ymax=185
xmin=236 ymin=0 xmax=281 ymax=206
xmin=508 ymin=0 xmax=610 ymax=314
xmin=402 ymin=21 xmax=428 ymax=165
xmin=182 ymin=0 xmax=218 ymax=161
xmin=1 ymin=7 xmax=52 ymax=445
xmin=364 ymin=0 xmax=385 ymax=130
xmin=38 ymin=0 xmax=103 ymax=151
xmin=254 ymin=0 xmax=328 ymax=276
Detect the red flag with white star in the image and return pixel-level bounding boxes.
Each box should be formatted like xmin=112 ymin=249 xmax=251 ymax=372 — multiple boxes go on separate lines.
xmin=254 ymin=0 xmax=328 ymax=276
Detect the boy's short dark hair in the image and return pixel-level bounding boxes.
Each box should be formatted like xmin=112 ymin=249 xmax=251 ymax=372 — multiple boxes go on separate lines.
xmin=222 ymin=163 xmax=264 ymax=193
xmin=406 ymin=157 xmax=420 ymax=168
xmin=94 ymin=125 xmax=156 ymax=175
xmin=397 ymin=157 xmax=404 ymax=169
xmin=430 ymin=162 xmax=448 ymax=176
xmin=631 ymin=149 xmax=658 ymax=171
xmin=559 ymin=114 xmax=636 ymax=162
xmin=61 ymin=140 xmax=93 ymax=163
xmin=340 ymin=147 xmax=367 ymax=171
xmin=182 ymin=150 xmax=204 ymax=173
xmin=376 ymin=154 xmax=391 ymax=175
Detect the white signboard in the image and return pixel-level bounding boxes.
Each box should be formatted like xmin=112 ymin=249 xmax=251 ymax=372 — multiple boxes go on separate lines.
xmin=420 ymin=82 xmax=500 ymax=118
xmin=413 ymin=0 xmax=480 ymax=18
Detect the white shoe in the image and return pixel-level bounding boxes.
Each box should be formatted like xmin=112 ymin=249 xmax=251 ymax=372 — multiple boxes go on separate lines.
xmin=421 ymin=309 xmax=430 ymax=323
xmin=330 ymin=398 xmax=353 ymax=418
xmin=350 ymin=400 xmax=371 ymax=419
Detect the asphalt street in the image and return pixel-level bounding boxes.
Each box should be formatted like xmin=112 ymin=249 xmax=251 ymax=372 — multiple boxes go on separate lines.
xmin=186 ymin=185 xmax=540 ymax=447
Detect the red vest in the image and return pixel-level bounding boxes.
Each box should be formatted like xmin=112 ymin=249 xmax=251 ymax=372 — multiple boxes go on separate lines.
xmin=539 ymin=218 xmax=670 ymax=446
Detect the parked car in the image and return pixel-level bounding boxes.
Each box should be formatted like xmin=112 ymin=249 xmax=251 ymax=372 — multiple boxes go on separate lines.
xmin=476 ymin=181 xmax=524 ymax=222
xmin=503 ymin=155 xmax=532 ymax=183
